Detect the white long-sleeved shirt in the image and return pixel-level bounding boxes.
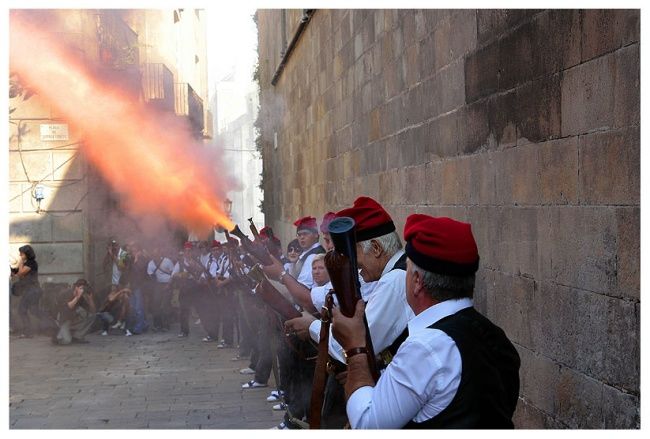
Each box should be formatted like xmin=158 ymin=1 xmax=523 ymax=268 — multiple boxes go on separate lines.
xmin=346 ymin=298 xmax=472 ymax=429
xmin=309 ymin=250 xmax=413 ymax=364
xmin=310 ymin=274 xmax=376 ymax=312
xmin=147 ymin=257 xmax=175 ymax=284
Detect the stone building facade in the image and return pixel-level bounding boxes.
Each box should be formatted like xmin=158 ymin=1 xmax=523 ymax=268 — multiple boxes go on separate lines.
xmin=9 ymin=9 xmax=210 ymax=288
xmin=256 ymin=9 xmax=640 ymax=428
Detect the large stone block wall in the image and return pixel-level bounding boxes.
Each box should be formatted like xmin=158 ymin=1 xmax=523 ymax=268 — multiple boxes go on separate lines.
xmin=256 ymin=9 xmax=640 ymax=428
xmin=9 ymin=94 xmax=89 ymax=285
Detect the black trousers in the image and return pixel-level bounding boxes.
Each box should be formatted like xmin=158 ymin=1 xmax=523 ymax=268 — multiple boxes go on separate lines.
xmin=236 ymin=289 xmax=258 ymax=357
xmin=252 ymin=312 xmax=280 ymax=385
xmin=279 ymin=335 xmax=317 ymax=422
xmin=151 ymin=283 xmax=173 ymax=330
xmin=321 ymin=373 xmax=348 ymax=428
xmin=18 ymin=285 xmax=54 ymax=336
xmin=195 ymin=284 xmax=220 ymax=339
xmin=215 ymin=289 xmax=235 ymax=344
xmin=178 ymin=280 xmax=198 ymax=335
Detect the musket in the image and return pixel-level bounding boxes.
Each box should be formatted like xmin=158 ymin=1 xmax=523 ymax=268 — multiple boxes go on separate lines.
xmin=248 ymin=264 xmax=301 ymax=320
xmin=263 ymin=227 xmax=283 ymax=260
xmin=309 ymin=291 xmax=335 ymax=429
xmin=325 ymin=217 xmax=380 ymax=381
xmin=248 ymin=217 xmax=261 ymax=241
xmin=229 ymin=224 xmax=273 ymax=266
xmin=224 ymin=243 xmax=258 ymax=292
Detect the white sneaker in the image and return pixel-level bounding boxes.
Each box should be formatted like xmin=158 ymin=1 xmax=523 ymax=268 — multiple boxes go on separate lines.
xmin=101 ymin=330 xmax=108 ymax=336
xmin=110 ymin=321 xmax=122 ymax=329
xmin=266 ymin=390 xmax=285 ymax=402
xmin=270 ymin=422 xmax=288 ymax=430
xmin=194 ymin=319 xmax=201 ymax=325
xmin=272 ymin=403 xmax=287 ymax=411
xmin=239 ymin=367 xmax=255 ymax=375
xmin=119 ymin=321 xmax=126 ymax=330
xmin=241 ymin=380 xmax=267 ymax=389
xmin=125 ymin=329 xmax=133 ymax=336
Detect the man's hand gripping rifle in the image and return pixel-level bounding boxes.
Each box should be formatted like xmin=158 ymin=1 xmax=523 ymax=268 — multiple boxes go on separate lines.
xmin=325 ymin=217 xmax=380 ymax=381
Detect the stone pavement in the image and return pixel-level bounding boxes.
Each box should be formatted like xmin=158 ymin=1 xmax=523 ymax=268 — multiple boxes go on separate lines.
xmin=9 ymin=327 xmax=285 ymax=429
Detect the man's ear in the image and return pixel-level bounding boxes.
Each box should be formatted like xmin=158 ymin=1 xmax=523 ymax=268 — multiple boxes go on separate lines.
xmin=371 ymin=239 xmax=382 ymax=257
xmin=412 ymin=269 xmax=424 ymax=297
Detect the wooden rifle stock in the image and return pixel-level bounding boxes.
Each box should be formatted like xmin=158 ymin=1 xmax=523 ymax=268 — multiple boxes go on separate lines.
xmin=309 ymin=292 xmax=335 ymax=429
xmin=229 ymin=225 xmax=273 ymax=266
xmin=249 ymin=265 xmax=301 ymax=320
xmin=325 ymin=217 xmax=380 ymax=381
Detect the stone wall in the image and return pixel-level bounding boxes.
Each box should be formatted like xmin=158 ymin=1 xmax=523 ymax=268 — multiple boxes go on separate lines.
xmin=256 ymin=9 xmax=640 ymax=428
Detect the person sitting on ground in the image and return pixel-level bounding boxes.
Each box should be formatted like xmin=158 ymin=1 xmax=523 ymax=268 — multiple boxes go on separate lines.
xmin=53 ymin=279 xmax=97 ymax=345
xmin=97 ymin=287 xmax=132 ymax=336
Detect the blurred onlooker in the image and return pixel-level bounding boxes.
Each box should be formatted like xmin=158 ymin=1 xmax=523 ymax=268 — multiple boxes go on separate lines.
xmin=171 ymin=242 xmax=202 ymax=337
xmin=283 ymin=239 xmax=302 ymax=273
xmin=147 ymin=247 xmax=175 ymax=332
xmin=103 ymin=239 xmax=122 ymax=293
xmin=11 ymin=245 xmax=56 ymax=338
xmin=97 ymin=287 xmax=131 ymax=336
xmin=125 ymin=243 xmax=149 ymax=335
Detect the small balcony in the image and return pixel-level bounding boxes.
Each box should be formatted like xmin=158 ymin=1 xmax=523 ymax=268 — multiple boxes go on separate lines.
xmin=174 ymin=82 xmax=204 ymax=136
xmin=142 ymin=63 xmax=175 ymax=112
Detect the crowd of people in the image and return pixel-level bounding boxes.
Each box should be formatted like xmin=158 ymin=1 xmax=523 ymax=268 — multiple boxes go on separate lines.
xmin=9 ymin=195 xmax=521 ymax=429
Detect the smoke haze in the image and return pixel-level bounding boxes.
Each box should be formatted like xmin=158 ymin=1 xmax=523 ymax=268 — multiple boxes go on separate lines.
xmin=10 ymin=11 xmax=236 ymax=241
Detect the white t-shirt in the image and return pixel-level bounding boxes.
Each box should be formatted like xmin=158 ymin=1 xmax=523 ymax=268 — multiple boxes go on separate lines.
xmin=147 ymin=257 xmax=175 ymax=284
xmin=111 ymin=248 xmax=126 ymax=285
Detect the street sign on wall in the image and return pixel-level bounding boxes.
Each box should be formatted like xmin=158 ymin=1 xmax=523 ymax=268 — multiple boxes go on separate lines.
xmin=40 ymin=124 xmax=69 ymax=141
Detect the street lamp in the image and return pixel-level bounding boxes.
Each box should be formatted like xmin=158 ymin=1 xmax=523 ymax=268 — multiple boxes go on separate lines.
xmin=224 ymin=198 xmax=233 ymax=217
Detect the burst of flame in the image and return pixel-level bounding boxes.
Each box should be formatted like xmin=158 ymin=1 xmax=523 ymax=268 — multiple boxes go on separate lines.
xmin=9 ymin=13 xmax=235 ymax=235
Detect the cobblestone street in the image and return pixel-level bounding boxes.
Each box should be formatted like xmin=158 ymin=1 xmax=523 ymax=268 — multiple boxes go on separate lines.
xmin=10 ymin=327 xmax=284 ymax=429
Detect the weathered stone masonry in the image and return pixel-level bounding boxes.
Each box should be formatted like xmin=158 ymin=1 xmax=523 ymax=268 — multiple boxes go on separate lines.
xmin=256 ymin=10 xmax=639 ymax=428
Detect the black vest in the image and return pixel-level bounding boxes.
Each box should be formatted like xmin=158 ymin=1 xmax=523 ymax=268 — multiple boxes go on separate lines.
xmin=391 ymin=252 xmax=407 ymax=271
xmin=291 ymin=244 xmax=326 ymax=279
xmin=404 ymin=307 xmax=520 ymax=429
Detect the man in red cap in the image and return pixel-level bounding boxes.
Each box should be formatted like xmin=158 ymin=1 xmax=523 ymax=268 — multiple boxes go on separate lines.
xmin=290 ymin=216 xmax=326 ymax=288
xmin=171 ymin=241 xmax=203 ymax=338
xmin=212 ymin=240 xmax=237 ymax=348
xmin=309 ymin=211 xmax=377 ymax=316
xmin=195 ymin=240 xmax=231 ymax=344
xmin=331 ymin=214 xmax=521 ymax=429
xmin=288 ymin=197 xmax=413 ymax=364
xmin=146 ymin=246 xmax=176 ymax=332
xmin=284 ymin=197 xmax=412 ymax=428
